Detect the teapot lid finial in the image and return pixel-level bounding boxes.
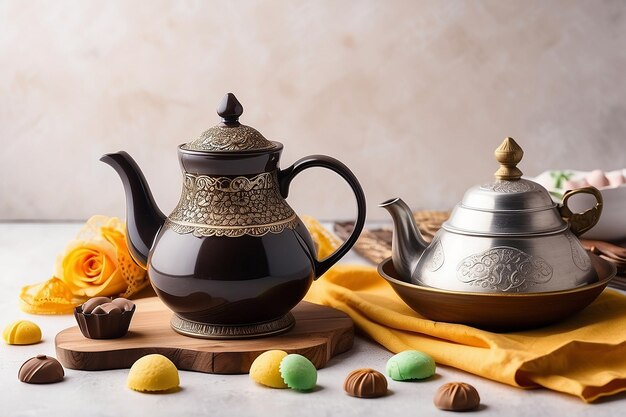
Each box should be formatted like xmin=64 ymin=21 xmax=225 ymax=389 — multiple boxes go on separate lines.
xmin=217 ymin=93 xmax=244 ymax=125
xmin=181 ymin=93 xmax=276 ymax=153
xmin=494 ymin=137 xmax=524 ymax=181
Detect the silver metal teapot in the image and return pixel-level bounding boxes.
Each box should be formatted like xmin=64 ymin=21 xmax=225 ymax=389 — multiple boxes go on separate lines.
xmin=381 ymin=138 xmax=603 ymax=293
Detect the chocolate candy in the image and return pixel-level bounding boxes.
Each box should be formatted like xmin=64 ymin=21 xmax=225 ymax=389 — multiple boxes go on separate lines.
xmin=81 ymin=297 xmax=112 ymax=314
xmin=18 ymin=354 xmax=64 ymax=384
xmin=75 ymin=297 xmax=136 ymax=339
xmin=434 ymin=382 xmax=481 ymax=411
xmin=111 ymin=298 xmax=135 ymax=311
xmin=92 ymin=303 xmax=122 ymax=316
xmin=344 ymin=368 xmax=388 ymax=398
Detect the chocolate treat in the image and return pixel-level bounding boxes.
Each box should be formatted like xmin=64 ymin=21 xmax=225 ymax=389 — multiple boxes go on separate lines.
xmin=344 ymin=368 xmax=388 ymax=398
xmin=434 ymin=382 xmax=481 ymax=411
xmin=92 ymin=303 xmax=122 ymax=316
xmin=18 ymin=354 xmax=64 ymax=384
xmin=75 ymin=298 xmax=136 ymax=339
xmin=111 ymin=298 xmax=135 ymax=311
xmin=81 ymin=297 xmax=112 ymax=314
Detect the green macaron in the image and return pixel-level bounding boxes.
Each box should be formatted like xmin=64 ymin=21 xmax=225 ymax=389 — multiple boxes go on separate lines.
xmin=279 ymin=354 xmax=317 ymax=391
xmin=386 ymin=350 xmax=436 ymax=381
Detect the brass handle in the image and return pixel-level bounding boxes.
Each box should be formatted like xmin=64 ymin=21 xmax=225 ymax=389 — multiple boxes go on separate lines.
xmin=559 ymin=187 xmax=603 ymax=237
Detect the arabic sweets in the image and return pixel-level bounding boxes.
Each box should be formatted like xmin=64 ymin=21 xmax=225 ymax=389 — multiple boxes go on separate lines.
xmin=18 ymin=354 xmax=64 ymax=384
xmin=279 ymin=354 xmax=317 ymax=391
xmin=249 ymin=350 xmax=288 ymax=388
xmin=127 ymin=354 xmax=179 ymax=392
xmin=75 ymin=297 xmax=136 ymax=339
xmin=81 ymin=297 xmax=113 ymax=313
xmin=386 ymin=350 xmax=436 ymax=381
xmin=434 ymin=382 xmax=481 ymax=411
xmin=3 ymin=320 xmax=42 ymax=345
xmin=344 ymin=368 xmax=388 ymax=398
xmin=111 ymin=298 xmax=135 ymax=311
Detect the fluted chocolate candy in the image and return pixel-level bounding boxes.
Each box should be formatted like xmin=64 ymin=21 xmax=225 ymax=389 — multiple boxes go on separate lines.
xmin=434 ymin=382 xmax=481 ymax=411
xmin=75 ymin=297 xmax=136 ymax=339
xmin=18 ymin=354 xmax=64 ymax=384
xmin=344 ymin=368 xmax=388 ymax=398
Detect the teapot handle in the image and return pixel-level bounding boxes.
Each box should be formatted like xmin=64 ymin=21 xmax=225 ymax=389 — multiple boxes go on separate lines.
xmin=278 ymin=155 xmax=366 ymax=278
xmin=558 ymin=186 xmax=603 ymax=237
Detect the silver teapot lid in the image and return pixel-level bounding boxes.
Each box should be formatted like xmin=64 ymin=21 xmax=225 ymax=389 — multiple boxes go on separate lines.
xmin=444 ymin=138 xmax=567 ymax=236
xmin=181 ymin=93 xmax=277 ymax=153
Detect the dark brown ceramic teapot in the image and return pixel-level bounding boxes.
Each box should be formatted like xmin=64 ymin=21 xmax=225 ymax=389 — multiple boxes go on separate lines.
xmin=101 ymin=93 xmax=366 ymax=339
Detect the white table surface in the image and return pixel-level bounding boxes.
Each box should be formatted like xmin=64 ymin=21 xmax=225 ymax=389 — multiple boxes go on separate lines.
xmin=1 ymin=222 xmax=625 ymax=417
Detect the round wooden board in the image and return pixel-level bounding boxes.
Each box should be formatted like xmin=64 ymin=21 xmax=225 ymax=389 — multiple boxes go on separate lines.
xmin=55 ymin=297 xmax=354 ymax=374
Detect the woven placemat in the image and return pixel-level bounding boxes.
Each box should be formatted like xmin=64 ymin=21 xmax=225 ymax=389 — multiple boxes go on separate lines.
xmin=334 ymin=211 xmax=626 ymax=290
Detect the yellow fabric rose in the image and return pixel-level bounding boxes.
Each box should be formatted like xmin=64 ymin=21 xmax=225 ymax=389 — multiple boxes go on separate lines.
xmin=20 ymin=216 xmax=149 ymax=314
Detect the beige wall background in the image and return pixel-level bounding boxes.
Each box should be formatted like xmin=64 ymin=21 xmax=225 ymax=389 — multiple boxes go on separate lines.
xmin=1 ymin=0 xmax=625 ymax=222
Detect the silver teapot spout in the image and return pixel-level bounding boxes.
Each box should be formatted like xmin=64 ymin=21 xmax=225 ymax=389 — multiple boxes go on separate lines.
xmin=379 ymin=198 xmax=429 ymax=280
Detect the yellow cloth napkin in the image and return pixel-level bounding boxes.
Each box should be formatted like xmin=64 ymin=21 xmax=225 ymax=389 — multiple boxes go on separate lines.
xmin=302 ymin=217 xmax=626 ymax=403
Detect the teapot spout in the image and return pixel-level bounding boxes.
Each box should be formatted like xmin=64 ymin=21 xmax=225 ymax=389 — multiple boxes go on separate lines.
xmin=100 ymin=151 xmax=165 ymax=267
xmin=379 ymin=198 xmax=429 ymax=280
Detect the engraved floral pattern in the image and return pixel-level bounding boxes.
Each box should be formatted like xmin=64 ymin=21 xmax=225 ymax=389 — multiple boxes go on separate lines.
xmin=480 ymin=180 xmax=535 ymax=193
xmin=457 ymin=246 xmax=553 ymax=292
xmin=166 ymin=171 xmax=298 ymax=237
xmin=566 ymin=233 xmax=592 ymax=271
xmin=181 ymin=125 xmax=274 ymax=152
xmin=428 ymin=239 xmax=445 ymax=272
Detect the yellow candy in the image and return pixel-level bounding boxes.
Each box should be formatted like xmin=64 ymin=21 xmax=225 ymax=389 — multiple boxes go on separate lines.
xmin=249 ymin=350 xmax=288 ymax=388
xmin=3 ymin=320 xmax=42 ymax=345
xmin=127 ymin=354 xmax=179 ymax=392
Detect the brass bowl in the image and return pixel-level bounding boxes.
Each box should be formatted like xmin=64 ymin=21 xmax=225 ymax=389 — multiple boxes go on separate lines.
xmin=377 ymin=254 xmax=616 ymax=331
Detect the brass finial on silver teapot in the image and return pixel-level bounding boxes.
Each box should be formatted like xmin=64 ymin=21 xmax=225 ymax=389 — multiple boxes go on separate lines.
xmin=494 ymin=137 xmax=524 ymax=181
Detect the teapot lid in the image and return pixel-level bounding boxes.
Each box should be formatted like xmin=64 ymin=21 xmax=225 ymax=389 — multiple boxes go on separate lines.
xmin=181 ymin=93 xmax=277 ymax=153
xmin=444 ymin=138 xmax=566 ymax=236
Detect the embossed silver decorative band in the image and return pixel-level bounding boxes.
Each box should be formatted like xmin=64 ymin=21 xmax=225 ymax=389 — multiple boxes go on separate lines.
xmin=166 ymin=171 xmax=299 ymax=237
xmin=170 ymin=312 xmax=295 ymax=339
xmin=165 ymin=214 xmax=299 ymax=238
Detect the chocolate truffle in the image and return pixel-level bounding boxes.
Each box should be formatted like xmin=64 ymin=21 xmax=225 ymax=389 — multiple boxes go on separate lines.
xmin=75 ymin=297 xmax=135 ymax=339
xmin=111 ymin=298 xmax=135 ymax=311
xmin=386 ymin=350 xmax=436 ymax=381
xmin=3 ymin=320 xmax=42 ymax=345
xmin=344 ymin=368 xmax=388 ymax=398
xmin=434 ymin=382 xmax=481 ymax=411
xmin=92 ymin=303 xmax=122 ymax=316
xmin=18 ymin=354 xmax=64 ymax=384
xmin=81 ymin=297 xmax=112 ymax=314
xmin=279 ymin=354 xmax=317 ymax=391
